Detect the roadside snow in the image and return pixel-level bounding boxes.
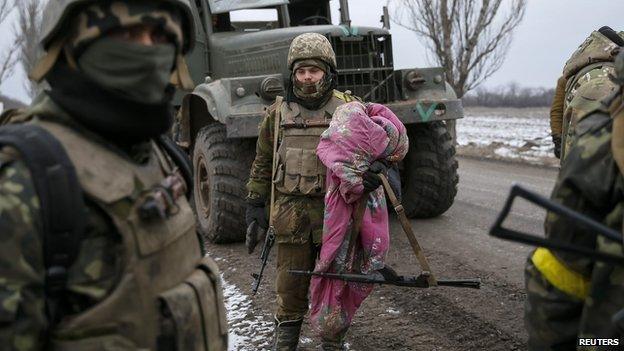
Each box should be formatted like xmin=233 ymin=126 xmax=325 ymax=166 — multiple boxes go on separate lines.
xmin=221 ymin=275 xmax=273 ymax=351
xmin=457 ymin=107 xmax=557 ymax=166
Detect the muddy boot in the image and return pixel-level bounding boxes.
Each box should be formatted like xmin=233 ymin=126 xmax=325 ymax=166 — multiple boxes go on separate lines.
xmin=320 ymin=339 xmax=345 ymax=351
xmin=272 ymin=316 xmax=303 ymax=351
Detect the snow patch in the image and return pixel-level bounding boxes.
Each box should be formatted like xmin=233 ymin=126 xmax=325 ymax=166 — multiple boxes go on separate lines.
xmin=386 ymin=308 xmax=400 ymax=315
xmin=221 ymin=274 xmax=273 ymax=350
xmin=457 ymin=107 xmax=557 ymax=166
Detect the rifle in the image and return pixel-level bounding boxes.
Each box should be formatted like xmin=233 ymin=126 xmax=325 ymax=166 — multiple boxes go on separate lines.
xmin=489 ymin=184 xmax=624 ymax=264
xmin=290 ymin=173 xmax=481 ymax=289
xmin=250 ymin=96 xmax=283 ymax=295
xmin=289 ymin=270 xmax=481 ymax=289
xmin=251 ymin=225 xmax=275 ymax=295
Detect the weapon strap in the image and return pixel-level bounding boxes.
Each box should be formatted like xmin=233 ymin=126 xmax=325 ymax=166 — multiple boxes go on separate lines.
xmin=0 ymin=124 xmax=86 ymax=325
xmin=379 ymin=173 xmax=437 ymax=286
xmin=269 ymin=97 xmax=284 ymax=227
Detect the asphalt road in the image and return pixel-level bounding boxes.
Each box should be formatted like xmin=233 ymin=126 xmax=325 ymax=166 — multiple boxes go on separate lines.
xmin=211 ymin=156 xmax=560 ymax=350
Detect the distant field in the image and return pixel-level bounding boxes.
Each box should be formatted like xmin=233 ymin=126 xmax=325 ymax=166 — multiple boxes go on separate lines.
xmin=456 ymin=107 xmax=558 ymax=167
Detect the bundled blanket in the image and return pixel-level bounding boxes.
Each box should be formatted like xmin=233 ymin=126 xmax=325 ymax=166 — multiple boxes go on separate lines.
xmin=310 ymin=102 xmax=408 ymax=341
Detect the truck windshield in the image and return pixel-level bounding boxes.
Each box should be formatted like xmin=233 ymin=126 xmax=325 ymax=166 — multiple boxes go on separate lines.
xmin=214 ymin=8 xmax=280 ymax=32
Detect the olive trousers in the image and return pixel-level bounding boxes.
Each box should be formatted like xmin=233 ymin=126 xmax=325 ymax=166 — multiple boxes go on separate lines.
xmin=275 ymin=242 xmax=317 ymax=320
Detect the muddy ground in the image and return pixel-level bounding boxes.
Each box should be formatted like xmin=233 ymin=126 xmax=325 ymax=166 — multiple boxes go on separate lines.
xmin=209 ymin=157 xmax=558 ymax=351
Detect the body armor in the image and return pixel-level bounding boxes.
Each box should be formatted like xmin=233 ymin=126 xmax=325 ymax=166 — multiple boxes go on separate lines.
xmin=33 ymin=119 xmax=227 ymax=351
xmin=274 ymin=91 xmax=353 ymax=197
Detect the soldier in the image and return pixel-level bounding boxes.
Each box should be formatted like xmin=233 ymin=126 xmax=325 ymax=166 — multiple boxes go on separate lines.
xmin=549 ymin=75 xmax=566 ymax=159
xmin=524 ymin=51 xmax=624 ymax=349
xmin=0 ymin=0 xmax=228 ymax=350
xmin=558 ymin=26 xmax=623 ymax=161
xmin=245 ymin=33 xmax=396 ymax=350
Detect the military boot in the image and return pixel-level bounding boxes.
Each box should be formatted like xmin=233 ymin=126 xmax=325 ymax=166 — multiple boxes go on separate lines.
xmin=273 ymin=316 xmax=303 ymax=351
xmin=320 ymin=339 xmax=345 ymax=351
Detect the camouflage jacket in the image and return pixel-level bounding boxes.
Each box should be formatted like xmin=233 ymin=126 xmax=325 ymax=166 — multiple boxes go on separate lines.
xmin=246 ymin=91 xmax=356 ymax=244
xmin=0 ymin=144 xmax=124 ymax=351
xmin=0 ymin=100 xmax=227 ymax=350
xmin=526 ymin=97 xmax=624 ymax=347
xmin=549 ymin=76 xmax=566 ymax=137
xmin=559 ymin=30 xmax=623 ymax=160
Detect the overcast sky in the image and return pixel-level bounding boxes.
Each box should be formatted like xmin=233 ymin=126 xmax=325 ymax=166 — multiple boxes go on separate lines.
xmin=1 ymin=0 xmax=624 ymax=102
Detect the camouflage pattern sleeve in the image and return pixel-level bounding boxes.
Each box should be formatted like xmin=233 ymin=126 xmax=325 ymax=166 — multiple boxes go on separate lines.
xmin=246 ymin=103 xmax=278 ymax=201
xmin=549 ymin=76 xmax=566 ymax=136
xmin=547 ymin=111 xmax=616 ymax=270
xmin=525 ymin=111 xmax=615 ymax=350
xmin=0 ymin=148 xmax=46 ymax=350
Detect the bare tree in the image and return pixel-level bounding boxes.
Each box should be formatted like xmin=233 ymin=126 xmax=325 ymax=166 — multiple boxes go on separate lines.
xmin=389 ymin=0 xmax=526 ymax=141
xmin=391 ymin=0 xmax=527 ymax=98
xmin=16 ymin=0 xmax=44 ymax=99
xmin=0 ymin=0 xmax=18 ymax=87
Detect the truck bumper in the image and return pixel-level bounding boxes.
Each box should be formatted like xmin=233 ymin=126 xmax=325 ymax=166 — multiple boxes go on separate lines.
xmin=385 ymin=99 xmax=464 ymax=124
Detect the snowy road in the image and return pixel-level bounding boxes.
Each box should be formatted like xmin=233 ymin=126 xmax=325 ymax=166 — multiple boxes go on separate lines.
xmin=210 ymin=156 xmax=558 ymax=350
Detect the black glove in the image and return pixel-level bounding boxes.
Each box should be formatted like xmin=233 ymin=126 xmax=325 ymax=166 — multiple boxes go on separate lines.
xmin=363 ymin=160 xmax=389 ymax=192
xmin=245 ymin=200 xmax=268 ymax=254
xmin=552 ymin=134 xmax=562 ymax=159
xmin=245 ymin=202 xmax=268 ymax=229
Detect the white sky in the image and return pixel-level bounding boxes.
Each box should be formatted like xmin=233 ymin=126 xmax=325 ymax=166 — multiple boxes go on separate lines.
xmin=1 ymin=0 xmax=624 ymax=103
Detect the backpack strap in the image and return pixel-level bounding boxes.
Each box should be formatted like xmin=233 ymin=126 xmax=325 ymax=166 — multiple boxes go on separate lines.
xmin=0 ymin=124 xmax=86 ymax=324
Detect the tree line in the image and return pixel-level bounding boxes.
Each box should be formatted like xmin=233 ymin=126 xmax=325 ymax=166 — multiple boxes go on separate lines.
xmin=461 ymin=83 xmax=555 ymax=108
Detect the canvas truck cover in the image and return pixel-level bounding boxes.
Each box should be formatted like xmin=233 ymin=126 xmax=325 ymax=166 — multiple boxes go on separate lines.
xmin=208 ymin=0 xmax=289 ymax=14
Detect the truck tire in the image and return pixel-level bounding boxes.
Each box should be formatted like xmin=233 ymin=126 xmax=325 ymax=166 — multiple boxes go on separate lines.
xmin=401 ymin=121 xmax=458 ymax=218
xmin=192 ymin=123 xmax=255 ymax=243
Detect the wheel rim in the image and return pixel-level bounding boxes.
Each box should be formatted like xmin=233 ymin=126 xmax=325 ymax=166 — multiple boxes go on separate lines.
xmin=196 ymin=154 xmax=211 ymax=219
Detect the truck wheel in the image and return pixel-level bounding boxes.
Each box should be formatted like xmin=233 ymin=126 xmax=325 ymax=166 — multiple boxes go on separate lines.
xmin=401 ymin=121 xmax=458 ymax=218
xmin=192 ymin=123 xmax=255 ymax=243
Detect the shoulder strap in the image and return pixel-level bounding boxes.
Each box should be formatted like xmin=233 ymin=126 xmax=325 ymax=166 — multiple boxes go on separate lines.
xmin=157 ymin=134 xmax=193 ymax=199
xmin=0 ymin=124 xmax=85 ymax=324
xmin=269 ymin=96 xmax=283 ymax=227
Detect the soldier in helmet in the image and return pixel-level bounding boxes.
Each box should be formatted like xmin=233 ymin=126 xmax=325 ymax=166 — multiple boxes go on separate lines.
xmin=0 ymin=0 xmax=227 ymax=350
xmin=557 ymin=26 xmax=624 ymax=161
xmin=524 ymin=49 xmax=624 ymax=349
xmin=245 ymin=32 xmax=394 ymax=350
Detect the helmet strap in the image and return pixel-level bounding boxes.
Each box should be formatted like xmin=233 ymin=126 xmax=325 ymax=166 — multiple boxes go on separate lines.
xmin=170 ymin=54 xmax=195 ymax=90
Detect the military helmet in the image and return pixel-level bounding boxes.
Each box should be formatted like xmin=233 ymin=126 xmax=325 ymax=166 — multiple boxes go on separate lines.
xmin=287 ymin=33 xmax=337 ymax=71
xmin=40 ymin=0 xmax=195 ymax=54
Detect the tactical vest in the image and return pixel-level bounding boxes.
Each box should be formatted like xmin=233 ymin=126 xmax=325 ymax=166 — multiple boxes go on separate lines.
xmin=273 ymin=91 xmax=353 ymax=197
xmin=31 ymin=120 xmax=228 ymax=351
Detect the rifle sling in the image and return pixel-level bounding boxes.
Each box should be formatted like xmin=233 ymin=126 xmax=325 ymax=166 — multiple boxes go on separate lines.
xmin=379 ymin=173 xmax=437 ymax=286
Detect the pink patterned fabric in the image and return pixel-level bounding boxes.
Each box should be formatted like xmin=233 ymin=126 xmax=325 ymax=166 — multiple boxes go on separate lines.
xmin=310 ymin=102 xmax=408 ymax=341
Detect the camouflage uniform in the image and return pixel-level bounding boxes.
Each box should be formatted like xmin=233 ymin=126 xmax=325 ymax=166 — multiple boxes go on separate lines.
xmin=549 ymin=76 xmax=566 ymax=158
xmin=525 ymin=52 xmax=624 ymax=349
xmin=246 ymin=33 xmax=356 ymax=350
xmin=559 ymin=30 xmax=623 ymax=161
xmin=0 ymin=1 xmax=227 ymax=350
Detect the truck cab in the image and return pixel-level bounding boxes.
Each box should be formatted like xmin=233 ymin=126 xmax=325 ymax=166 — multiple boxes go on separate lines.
xmin=180 ymin=0 xmax=462 ymax=243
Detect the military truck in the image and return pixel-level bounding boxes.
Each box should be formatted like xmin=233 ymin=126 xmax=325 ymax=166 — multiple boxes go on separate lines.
xmin=176 ymin=0 xmax=463 ymax=243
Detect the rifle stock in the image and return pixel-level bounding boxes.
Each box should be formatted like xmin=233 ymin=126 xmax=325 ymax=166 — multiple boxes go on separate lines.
xmin=490 ymin=184 xmax=624 ymax=264
xmin=251 ymin=226 xmax=275 ymax=295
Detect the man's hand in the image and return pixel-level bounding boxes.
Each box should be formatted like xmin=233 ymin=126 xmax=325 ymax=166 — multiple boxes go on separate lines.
xmin=363 ymin=160 xmax=389 ymax=192
xmin=245 ymin=201 xmax=268 ymax=254
xmin=552 ymin=134 xmax=562 ymax=159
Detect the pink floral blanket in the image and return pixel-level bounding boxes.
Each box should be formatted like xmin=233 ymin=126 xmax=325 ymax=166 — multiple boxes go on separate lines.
xmin=310 ymin=102 xmax=408 ymax=341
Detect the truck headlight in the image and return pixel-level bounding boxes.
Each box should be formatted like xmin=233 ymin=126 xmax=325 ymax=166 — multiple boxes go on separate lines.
xmin=259 ymin=77 xmax=284 ymax=101
xmin=405 ymin=70 xmax=426 ymax=91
